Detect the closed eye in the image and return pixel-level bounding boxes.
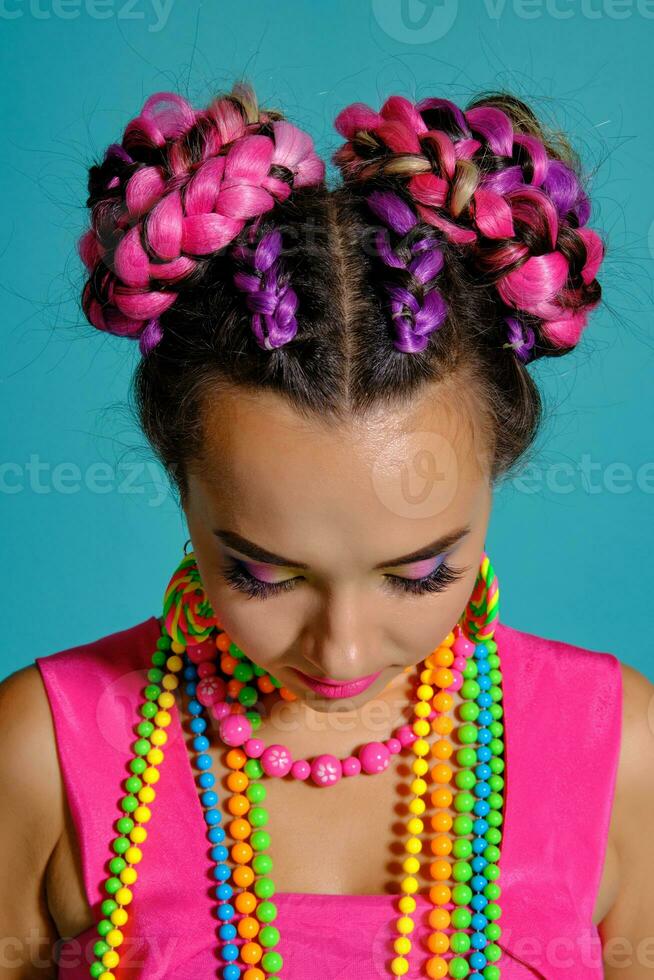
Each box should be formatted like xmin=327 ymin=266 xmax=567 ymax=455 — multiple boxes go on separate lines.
xmin=219 ymin=557 xmax=467 ymax=601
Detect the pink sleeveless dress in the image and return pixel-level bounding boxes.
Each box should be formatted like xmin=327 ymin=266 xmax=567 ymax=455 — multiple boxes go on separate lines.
xmin=35 ymin=614 xmax=621 ymax=979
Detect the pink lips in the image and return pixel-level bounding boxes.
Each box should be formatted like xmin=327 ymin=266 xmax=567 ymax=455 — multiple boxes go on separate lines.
xmin=290 ymin=667 xmax=382 ymax=699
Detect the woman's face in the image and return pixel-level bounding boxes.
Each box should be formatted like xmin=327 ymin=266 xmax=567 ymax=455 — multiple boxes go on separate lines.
xmin=183 ymin=382 xmax=493 ymax=719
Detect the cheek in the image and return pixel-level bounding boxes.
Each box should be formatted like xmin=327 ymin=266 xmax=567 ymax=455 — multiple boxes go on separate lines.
xmin=188 ymin=538 xmax=290 ymax=671
xmin=392 ymin=561 xmax=481 ymax=663
xmin=201 ymin=580 xmax=289 ymax=672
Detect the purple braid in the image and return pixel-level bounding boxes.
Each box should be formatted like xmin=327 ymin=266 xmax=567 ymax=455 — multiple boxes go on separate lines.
xmin=366 ymin=189 xmax=448 ymax=354
xmin=333 ymin=94 xmax=606 ymax=367
xmin=231 ymin=227 xmax=299 ymax=351
xmin=502 ymin=315 xmax=536 ymax=363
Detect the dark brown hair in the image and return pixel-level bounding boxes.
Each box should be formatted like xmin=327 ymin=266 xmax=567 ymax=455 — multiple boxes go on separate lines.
xmin=79 ymin=82 xmax=606 ymax=505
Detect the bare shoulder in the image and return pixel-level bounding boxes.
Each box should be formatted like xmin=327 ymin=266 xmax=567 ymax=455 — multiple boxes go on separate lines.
xmin=615 ymin=660 xmax=654 ymax=803
xmin=0 ymin=662 xmax=64 ymax=850
xmin=598 ymin=660 xmax=654 ymax=975
xmin=0 ymin=662 xmax=61 ymax=746
xmin=0 ymin=664 xmax=64 ymax=977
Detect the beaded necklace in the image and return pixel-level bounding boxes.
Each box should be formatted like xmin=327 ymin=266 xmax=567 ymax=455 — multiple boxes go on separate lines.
xmin=89 ymin=548 xmax=505 ymax=980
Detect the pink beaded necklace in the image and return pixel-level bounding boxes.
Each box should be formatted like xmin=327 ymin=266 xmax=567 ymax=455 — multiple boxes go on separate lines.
xmin=89 ymin=547 xmax=506 ymax=980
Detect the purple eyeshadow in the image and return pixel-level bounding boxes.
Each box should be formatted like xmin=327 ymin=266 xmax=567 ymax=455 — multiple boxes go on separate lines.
xmin=240 ymin=553 xmax=446 ymax=583
xmin=241 ymin=561 xmax=288 ymax=584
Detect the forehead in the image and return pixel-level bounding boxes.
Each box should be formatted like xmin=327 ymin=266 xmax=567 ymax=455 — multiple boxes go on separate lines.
xmin=188 ymin=384 xmax=490 ymax=559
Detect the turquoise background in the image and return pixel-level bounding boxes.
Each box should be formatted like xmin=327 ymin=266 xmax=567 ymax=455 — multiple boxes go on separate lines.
xmin=1 ymin=0 xmax=652 ymax=679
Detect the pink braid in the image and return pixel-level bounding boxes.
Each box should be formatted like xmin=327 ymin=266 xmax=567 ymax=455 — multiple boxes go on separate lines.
xmin=333 ymin=95 xmax=605 ymax=363
xmin=78 ymin=90 xmax=325 ymax=355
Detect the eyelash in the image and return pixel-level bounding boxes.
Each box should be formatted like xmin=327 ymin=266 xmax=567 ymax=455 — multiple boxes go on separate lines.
xmin=219 ymin=557 xmax=466 ymax=601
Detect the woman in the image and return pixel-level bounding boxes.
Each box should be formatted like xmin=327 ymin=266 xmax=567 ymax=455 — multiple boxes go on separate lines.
xmin=1 ymin=82 xmax=652 ymax=980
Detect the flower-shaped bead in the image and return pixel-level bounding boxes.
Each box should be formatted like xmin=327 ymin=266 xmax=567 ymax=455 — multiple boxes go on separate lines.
xmin=310 ymin=754 xmax=343 ymax=786
xmin=261 ymin=745 xmax=293 ymax=777
xmin=196 ymin=676 xmax=226 ymax=707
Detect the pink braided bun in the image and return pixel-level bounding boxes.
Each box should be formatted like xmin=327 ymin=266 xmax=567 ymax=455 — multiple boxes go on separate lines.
xmin=78 ymin=88 xmax=326 ymax=355
xmin=333 ymin=94 xmax=605 ymax=362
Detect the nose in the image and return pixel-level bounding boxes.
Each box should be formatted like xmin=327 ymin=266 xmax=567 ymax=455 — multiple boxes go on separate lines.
xmin=301 ymin=588 xmax=376 ymax=682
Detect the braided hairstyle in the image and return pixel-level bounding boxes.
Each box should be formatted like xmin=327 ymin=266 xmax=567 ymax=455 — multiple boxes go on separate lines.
xmin=332 ymin=94 xmax=603 ymax=361
xmin=79 ymin=86 xmax=325 ymax=356
xmin=78 ymin=82 xmax=607 ymax=500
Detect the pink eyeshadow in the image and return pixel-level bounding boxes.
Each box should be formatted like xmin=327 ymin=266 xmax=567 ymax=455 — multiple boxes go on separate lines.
xmin=242 ymin=561 xmax=289 ymax=584
xmin=399 ymin=555 xmax=443 ymax=580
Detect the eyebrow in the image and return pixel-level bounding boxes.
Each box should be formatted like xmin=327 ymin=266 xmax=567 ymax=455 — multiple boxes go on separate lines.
xmin=213 ymin=524 xmax=472 ymax=570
